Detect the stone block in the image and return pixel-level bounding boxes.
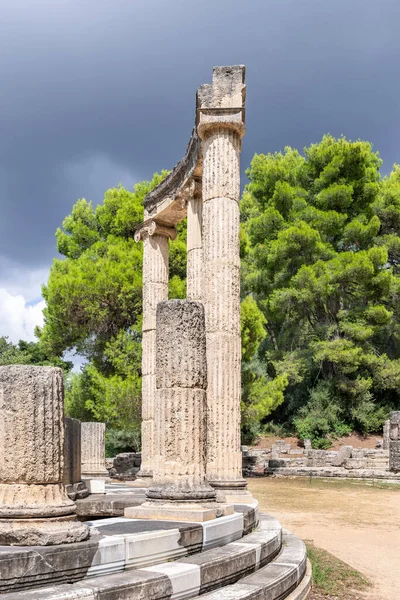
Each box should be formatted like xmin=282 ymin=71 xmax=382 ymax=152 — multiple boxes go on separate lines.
xmin=202 ymin=512 xmax=244 ymax=550
xmin=389 ymin=440 xmax=400 ymax=472
xmin=108 ymin=453 xmax=141 ymax=480
xmin=143 ymin=562 xmax=201 ymax=599
xmin=124 ymin=529 xmax=187 ymax=569
xmin=156 ymin=300 xmax=207 ymax=390
xmin=83 ymin=479 xmax=106 ymax=494
xmin=331 ymin=445 xmax=352 ymax=467
xmin=81 ymin=422 xmax=109 ymax=479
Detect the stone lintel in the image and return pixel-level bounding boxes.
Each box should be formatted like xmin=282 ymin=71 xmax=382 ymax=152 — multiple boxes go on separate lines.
xmin=134 ymin=219 xmax=178 ymax=242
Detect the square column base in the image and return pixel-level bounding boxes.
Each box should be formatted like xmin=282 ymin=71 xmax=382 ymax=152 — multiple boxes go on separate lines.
xmin=124 ymin=502 xmax=234 ymax=522
xmin=82 ymin=478 xmax=106 ymax=494
xmin=219 ymin=491 xmax=257 ymax=507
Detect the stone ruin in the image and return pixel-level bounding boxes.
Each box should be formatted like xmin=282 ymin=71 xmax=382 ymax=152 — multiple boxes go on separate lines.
xmin=0 ymin=66 xmax=312 ymax=599
xmin=0 ymin=365 xmax=89 ymax=546
xmin=243 ymin=417 xmax=400 ymax=480
xmin=389 ymin=411 xmax=400 ymax=472
xmin=133 ymin=64 xmax=251 ymax=506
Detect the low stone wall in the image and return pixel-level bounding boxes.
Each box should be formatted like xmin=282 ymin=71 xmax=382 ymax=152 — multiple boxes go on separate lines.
xmin=242 ymin=439 xmax=395 ymax=480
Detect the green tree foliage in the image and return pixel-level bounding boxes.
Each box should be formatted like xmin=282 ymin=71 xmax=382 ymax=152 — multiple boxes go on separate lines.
xmin=0 ymin=336 xmax=72 ymax=370
xmin=242 ymin=135 xmax=400 ymax=445
xmin=39 ymin=174 xmax=187 ymax=432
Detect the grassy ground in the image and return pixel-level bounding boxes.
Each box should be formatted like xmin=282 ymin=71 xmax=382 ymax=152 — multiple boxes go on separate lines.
xmin=307 ymin=542 xmax=371 ymax=599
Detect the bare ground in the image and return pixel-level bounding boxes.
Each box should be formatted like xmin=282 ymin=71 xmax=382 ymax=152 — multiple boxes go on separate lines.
xmin=247 ymin=477 xmax=400 ymax=600
xmin=254 ymin=432 xmax=382 ymax=450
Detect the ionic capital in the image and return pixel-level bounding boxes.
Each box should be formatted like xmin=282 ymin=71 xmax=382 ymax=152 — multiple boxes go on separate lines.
xmin=134 ymin=220 xmax=177 ymax=243
xmin=197 ymin=111 xmax=245 ymax=141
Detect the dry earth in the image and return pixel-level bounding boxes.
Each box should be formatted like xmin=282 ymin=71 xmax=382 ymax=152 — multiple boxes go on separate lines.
xmin=254 ymin=432 xmax=381 ymax=450
xmin=247 ymin=477 xmax=400 ymax=600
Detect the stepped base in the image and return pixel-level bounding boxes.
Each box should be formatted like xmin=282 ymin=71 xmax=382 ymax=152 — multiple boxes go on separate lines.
xmin=0 ymin=483 xmax=310 ymax=600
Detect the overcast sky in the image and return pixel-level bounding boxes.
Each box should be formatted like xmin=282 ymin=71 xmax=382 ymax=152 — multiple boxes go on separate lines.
xmin=1 ymin=0 xmax=400 ymax=343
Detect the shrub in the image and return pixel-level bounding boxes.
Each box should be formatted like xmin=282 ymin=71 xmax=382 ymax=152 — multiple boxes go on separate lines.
xmin=105 ymin=428 xmax=141 ymax=457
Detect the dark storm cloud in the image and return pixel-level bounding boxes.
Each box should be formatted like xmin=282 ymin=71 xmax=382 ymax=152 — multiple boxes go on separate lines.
xmin=1 ymin=0 xmax=400 ymax=268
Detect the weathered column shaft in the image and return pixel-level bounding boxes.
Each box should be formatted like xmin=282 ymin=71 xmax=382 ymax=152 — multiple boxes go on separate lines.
xmin=64 ymin=417 xmax=82 ymax=486
xmin=201 ymin=127 xmax=244 ymax=488
xmin=383 ymin=419 xmax=390 ymax=450
xmin=389 ymin=411 xmax=400 ymax=472
xmin=187 ymin=194 xmax=203 ymax=302
xmin=81 ymin=422 xmax=108 ymax=478
xmin=0 ymin=366 xmax=88 ymax=545
xmin=148 ymin=300 xmax=215 ymax=501
xmin=140 ymin=230 xmax=169 ymax=478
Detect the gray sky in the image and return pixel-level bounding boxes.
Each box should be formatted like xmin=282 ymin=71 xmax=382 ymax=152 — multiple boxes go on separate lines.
xmin=1 ymin=0 xmax=400 ymax=341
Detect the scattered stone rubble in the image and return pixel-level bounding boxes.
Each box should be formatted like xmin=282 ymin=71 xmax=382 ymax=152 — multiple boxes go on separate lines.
xmin=107 ymin=452 xmax=141 ymax=480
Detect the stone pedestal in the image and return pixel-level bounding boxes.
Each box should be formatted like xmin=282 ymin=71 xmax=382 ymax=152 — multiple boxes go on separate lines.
xmin=64 ymin=418 xmax=89 ymax=500
xmin=197 ymin=66 xmax=251 ymax=502
xmin=81 ymin=422 xmax=109 ymax=481
xmin=133 ymin=221 xmax=176 ymax=487
xmin=0 ymin=365 xmax=89 ymax=545
xmin=389 ymin=411 xmax=400 ymax=472
xmin=126 ymin=300 xmax=232 ymax=522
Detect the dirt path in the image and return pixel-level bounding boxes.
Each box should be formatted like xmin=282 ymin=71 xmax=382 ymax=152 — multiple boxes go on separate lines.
xmin=247 ymin=478 xmax=400 ymax=600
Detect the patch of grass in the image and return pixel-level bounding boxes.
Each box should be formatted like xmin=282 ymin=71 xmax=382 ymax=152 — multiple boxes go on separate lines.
xmin=306 ymin=542 xmax=371 ymax=599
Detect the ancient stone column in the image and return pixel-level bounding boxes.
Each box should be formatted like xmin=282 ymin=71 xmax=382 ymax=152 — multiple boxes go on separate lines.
xmin=64 ymin=418 xmax=89 ymax=500
xmin=0 ymin=365 xmax=89 ymax=545
xmin=125 ymin=301 xmax=232 ymax=522
xmin=81 ymin=422 xmax=109 ymax=479
xmin=389 ymin=411 xmax=400 ymax=472
xmin=197 ymin=66 xmax=250 ymax=501
xmin=134 ymin=220 xmax=176 ymax=485
xmin=187 ymin=183 xmax=203 ymax=302
xmin=383 ymin=419 xmax=390 ymax=450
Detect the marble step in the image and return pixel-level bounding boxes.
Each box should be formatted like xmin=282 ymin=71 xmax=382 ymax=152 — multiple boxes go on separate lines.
xmin=200 ymin=531 xmax=310 ymax=600
xmin=0 ymin=505 xmax=258 ymax=593
xmin=0 ymin=513 xmax=283 ymax=599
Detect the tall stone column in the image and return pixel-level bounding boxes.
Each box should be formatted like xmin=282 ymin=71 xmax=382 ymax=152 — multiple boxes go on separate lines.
xmin=81 ymin=422 xmax=108 ymax=479
xmin=187 ymin=183 xmax=203 ymax=302
xmin=125 ymin=300 xmax=232 ymax=522
xmin=389 ymin=411 xmax=400 ymax=472
xmin=197 ymin=66 xmax=251 ymax=501
xmin=134 ymin=220 xmax=176 ymax=484
xmin=0 ymin=365 xmax=89 ymax=545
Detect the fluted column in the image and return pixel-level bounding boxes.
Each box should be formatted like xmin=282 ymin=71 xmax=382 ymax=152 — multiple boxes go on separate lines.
xmin=200 ymin=126 xmax=246 ymax=494
xmin=187 ymin=183 xmax=203 ymax=302
xmin=0 ymin=365 xmax=89 ymax=545
xmin=134 ymin=221 xmax=176 ymax=483
xmin=124 ymin=301 xmax=232 ymax=522
xmin=148 ymin=300 xmax=215 ymax=501
xmin=81 ymin=422 xmax=108 ymax=478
